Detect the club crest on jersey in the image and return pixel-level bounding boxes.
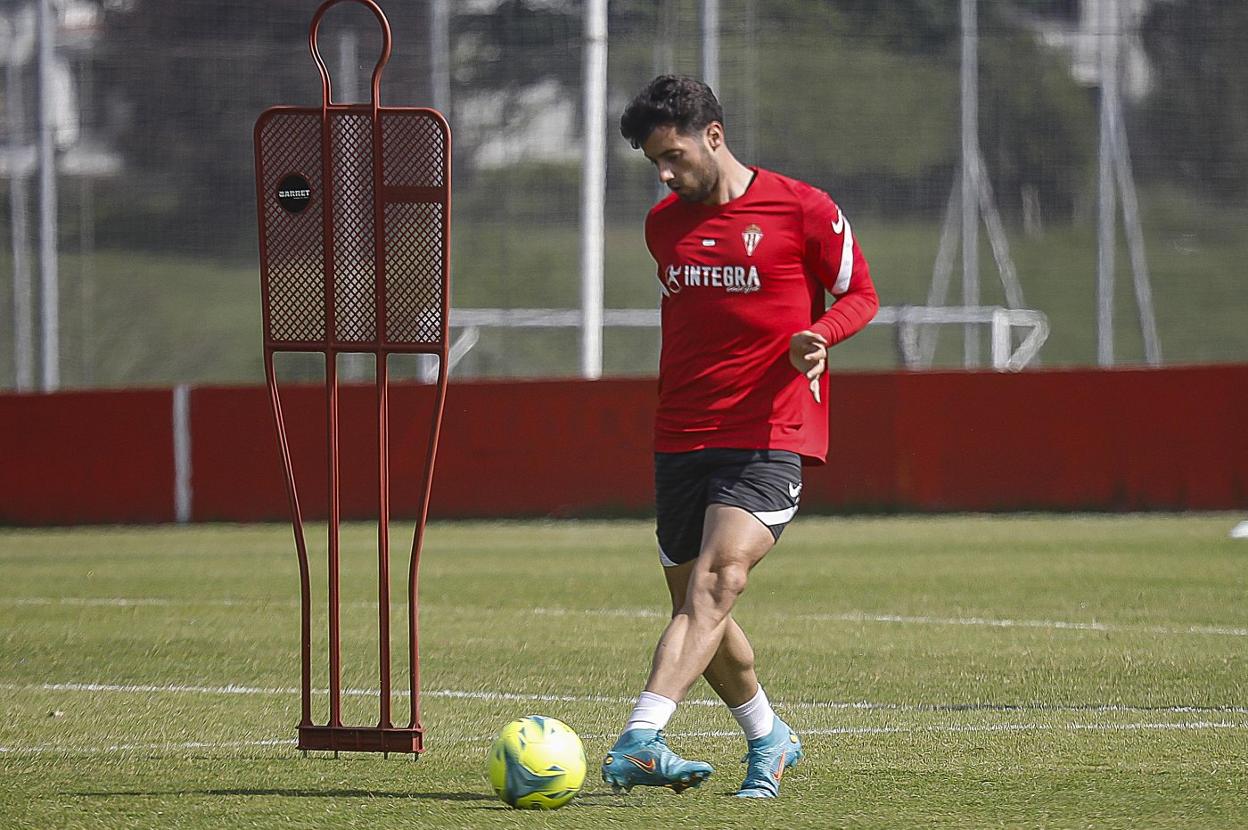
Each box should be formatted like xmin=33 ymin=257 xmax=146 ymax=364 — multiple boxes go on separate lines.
xmin=742 ymin=224 xmax=763 ymax=257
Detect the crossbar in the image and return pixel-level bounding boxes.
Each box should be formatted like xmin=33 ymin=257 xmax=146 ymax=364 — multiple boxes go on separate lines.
xmin=441 ymin=305 xmax=1050 ymax=372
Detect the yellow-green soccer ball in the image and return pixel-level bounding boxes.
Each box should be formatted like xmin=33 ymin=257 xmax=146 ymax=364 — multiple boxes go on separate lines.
xmin=487 ymin=716 xmax=586 ymax=809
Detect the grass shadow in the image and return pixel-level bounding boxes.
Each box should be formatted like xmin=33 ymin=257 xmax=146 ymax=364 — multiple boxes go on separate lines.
xmin=69 ymin=789 xmax=642 ymax=807
xmin=70 ymin=788 xmax=495 ymax=802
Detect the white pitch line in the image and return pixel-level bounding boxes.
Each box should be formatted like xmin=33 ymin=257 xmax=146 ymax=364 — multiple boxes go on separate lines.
xmin=679 ymin=720 xmax=1248 ymax=739
xmin=534 ymin=606 xmax=1248 ymax=638
xmin=0 ymin=682 xmax=635 ymax=706
xmin=0 ymin=738 xmax=295 ymax=756
xmin=3 ymin=682 xmax=1246 ymax=716
xmin=806 ymin=611 xmax=1248 ymax=639
xmin=4 ymin=721 xmax=1246 ymax=756
xmin=0 ymin=597 xmax=293 ymax=608
xmin=427 ymin=688 xmax=627 ymax=705
xmin=0 ymin=681 xmax=304 ymax=696
xmin=533 ymin=606 xmax=665 ymax=619
xmin=6 ymin=597 xmax=1246 ymax=637
xmin=467 ymin=719 xmax=1248 ymax=744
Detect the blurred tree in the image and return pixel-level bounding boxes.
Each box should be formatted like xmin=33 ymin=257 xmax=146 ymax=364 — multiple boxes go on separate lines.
xmin=1138 ymin=0 xmax=1248 ymax=201
xmin=832 ymin=0 xmax=959 ymax=55
xmin=754 ymin=0 xmax=1094 ymax=220
xmin=93 ymin=0 xmax=426 ymax=257
xmin=84 ymin=0 xmax=1106 ymax=253
xmin=980 ymin=27 xmax=1096 ymax=222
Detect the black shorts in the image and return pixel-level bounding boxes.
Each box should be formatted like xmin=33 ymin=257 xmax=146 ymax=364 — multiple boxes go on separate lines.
xmin=654 ymin=448 xmax=803 ymax=567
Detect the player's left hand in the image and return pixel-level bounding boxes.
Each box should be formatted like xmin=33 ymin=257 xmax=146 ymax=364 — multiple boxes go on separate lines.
xmin=789 ymin=330 xmax=828 ymax=402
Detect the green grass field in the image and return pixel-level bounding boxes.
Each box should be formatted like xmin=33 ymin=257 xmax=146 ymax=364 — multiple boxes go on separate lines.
xmin=2 ymin=515 xmax=1246 ymax=828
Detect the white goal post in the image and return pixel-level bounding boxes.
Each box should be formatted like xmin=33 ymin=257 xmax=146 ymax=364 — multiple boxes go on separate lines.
xmin=875 ymin=305 xmax=1049 ymax=372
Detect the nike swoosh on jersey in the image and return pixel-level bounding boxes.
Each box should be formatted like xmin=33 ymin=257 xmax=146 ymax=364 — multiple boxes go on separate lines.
xmin=701 ymin=238 xmax=717 ymax=247
xmin=830 ymin=212 xmax=845 ymax=235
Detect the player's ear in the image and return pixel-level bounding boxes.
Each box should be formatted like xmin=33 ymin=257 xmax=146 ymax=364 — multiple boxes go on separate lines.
xmin=705 ymin=121 xmax=724 ymax=151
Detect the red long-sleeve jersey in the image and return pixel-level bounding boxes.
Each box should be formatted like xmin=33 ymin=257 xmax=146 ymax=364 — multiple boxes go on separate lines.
xmin=645 ymin=167 xmax=879 ymax=464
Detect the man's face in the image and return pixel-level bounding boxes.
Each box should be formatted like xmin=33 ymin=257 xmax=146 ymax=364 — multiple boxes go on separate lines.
xmin=640 ymin=123 xmax=721 ymax=204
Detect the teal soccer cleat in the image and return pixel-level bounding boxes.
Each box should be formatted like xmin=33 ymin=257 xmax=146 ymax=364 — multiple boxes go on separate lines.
xmin=601 ymin=729 xmax=714 ymax=794
xmin=735 ymin=717 xmax=803 ymax=798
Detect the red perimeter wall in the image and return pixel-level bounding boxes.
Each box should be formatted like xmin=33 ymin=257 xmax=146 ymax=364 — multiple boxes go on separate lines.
xmin=1 ymin=366 xmax=1245 ymax=525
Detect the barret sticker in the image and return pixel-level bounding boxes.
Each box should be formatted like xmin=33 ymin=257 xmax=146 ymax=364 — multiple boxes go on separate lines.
xmin=277 ymin=173 xmax=312 ymax=214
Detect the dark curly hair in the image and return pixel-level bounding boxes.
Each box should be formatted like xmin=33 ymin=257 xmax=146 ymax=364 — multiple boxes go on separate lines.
xmin=619 ymin=75 xmax=724 ymax=149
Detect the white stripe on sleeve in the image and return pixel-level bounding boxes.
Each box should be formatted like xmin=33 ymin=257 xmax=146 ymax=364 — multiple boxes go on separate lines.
xmin=833 ymin=217 xmax=855 ymax=295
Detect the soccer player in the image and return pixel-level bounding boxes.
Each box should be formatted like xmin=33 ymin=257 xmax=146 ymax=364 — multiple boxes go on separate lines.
xmin=600 ymin=75 xmax=879 ymax=799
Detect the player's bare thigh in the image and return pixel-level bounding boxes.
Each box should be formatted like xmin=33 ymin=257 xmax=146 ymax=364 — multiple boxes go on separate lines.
xmin=663 ymin=560 xmax=696 ymax=615
xmin=675 ymin=504 xmax=776 ymax=615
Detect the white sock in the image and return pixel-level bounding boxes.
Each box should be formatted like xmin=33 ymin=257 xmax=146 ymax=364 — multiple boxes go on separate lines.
xmin=624 ymin=691 xmax=677 ymax=732
xmin=728 ymin=685 xmax=775 ymax=741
